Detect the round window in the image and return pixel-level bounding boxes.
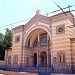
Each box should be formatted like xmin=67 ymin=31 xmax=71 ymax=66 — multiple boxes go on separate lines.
xmin=58 ymin=27 xmax=63 ymax=32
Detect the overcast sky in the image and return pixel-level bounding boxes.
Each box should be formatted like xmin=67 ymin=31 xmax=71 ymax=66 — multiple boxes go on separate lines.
xmin=0 ymin=0 xmax=75 ymax=34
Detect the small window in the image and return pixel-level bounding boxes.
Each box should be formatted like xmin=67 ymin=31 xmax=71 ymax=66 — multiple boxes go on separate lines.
xmin=56 ymin=25 xmax=65 ymax=34
xmin=57 ymin=53 xmax=65 ymax=63
xmin=28 ymin=38 xmax=30 ymax=47
xmin=13 ymin=55 xmax=18 ymax=64
xmin=33 ymin=37 xmax=38 ymax=47
xmin=8 ymin=56 xmax=11 ymax=64
xmin=58 ymin=27 xmax=63 ymax=32
xmin=26 ymin=57 xmax=29 ymax=66
xmin=15 ymin=35 xmax=20 ymax=43
xmin=40 ymin=33 xmax=47 ymax=45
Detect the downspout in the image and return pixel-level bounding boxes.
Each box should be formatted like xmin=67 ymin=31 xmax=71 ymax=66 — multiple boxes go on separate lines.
xmin=20 ymin=25 xmax=24 ymax=69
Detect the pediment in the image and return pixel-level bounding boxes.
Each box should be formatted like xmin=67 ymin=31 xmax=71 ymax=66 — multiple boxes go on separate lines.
xmin=13 ymin=14 xmax=51 ymax=33
xmin=24 ymin=14 xmax=51 ymax=31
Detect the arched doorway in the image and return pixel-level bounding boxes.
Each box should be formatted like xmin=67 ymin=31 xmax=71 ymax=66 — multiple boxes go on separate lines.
xmin=40 ymin=51 xmax=47 ymax=66
xmin=34 ymin=53 xmax=37 ymax=66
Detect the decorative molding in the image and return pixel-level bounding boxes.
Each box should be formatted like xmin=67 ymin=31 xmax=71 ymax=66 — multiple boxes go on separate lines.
xmin=24 ymin=25 xmax=51 ymax=46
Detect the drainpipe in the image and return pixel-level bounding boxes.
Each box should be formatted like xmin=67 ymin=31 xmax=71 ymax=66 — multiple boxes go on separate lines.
xmin=20 ymin=25 xmax=24 ymax=69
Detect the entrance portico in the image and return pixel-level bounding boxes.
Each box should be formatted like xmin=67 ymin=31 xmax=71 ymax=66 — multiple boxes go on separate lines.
xmin=25 ymin=28 xmax=51 ymax=67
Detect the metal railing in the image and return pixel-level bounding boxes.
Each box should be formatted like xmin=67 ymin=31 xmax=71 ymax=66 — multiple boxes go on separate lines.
xmin=0 ymin=64 xmax=75 ymax=74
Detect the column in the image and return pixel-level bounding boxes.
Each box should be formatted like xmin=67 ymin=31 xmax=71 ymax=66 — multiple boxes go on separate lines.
xmin=47 ymin=34 xmax=49 ymax=66
xmin=39 ymin=56 xmax=41 ymax=66
xmin=38 ymin=33 xmax=40 ymax=41
xmin=31 ymin=56 xmax=34 ymax=66
xmin=37 ymin=54 xmax=39 ymax=66
xmin=47 ymin=55 xmax=49 ymax=66
xmin=37 ymin=33 xmax=40 ymax=66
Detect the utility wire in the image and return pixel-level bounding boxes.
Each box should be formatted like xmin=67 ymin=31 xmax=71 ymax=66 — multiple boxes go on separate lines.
xmin=0 ymin=6 xmax=75 ymax=31
xmin=0 ymin=5 xmax=74 ymax=29
xmin=52 ymin=0 xmax=68 ymax=17
xmin=51 ymin=0 xmax=75 ymax=29
xmin=0 ymin=18 xmax=31 ymax=29
xmin=44 ymin=5 xmax=75 ymax=16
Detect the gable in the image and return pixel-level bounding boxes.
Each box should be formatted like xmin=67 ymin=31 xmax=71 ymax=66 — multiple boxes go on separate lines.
xmin=24 ymin=15 xmax=51 ymax=31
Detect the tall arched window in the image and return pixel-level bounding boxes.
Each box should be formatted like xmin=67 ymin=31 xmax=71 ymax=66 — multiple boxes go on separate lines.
xmin=33 ymin=37 xmax=38 ymax=47
xmin=8 ymin=56 xmax=11 ymax=64
xmin=57 ymin=53 xmax=65 ymax=63
xmin=26 ymin=57 xmax=29 ymax=66
xmin=40 ymin=33 xmax=47 ymax=45
xmin=28 ymin=38 xmax=30 ymax=47
xmin=13 ymin=55 xmax=18 ymax=64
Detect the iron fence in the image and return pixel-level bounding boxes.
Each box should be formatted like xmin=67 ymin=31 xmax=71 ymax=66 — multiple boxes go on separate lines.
xmin=0 ymin=64 xmax=75 ymax=74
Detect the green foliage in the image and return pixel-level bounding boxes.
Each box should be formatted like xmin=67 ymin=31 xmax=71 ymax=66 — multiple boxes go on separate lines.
xmin=4 ymin=28 xmax=13 ymax=49
xmin=0 ymin=28 xmax=13 ymax=60
xmin=0 ymin=33 xmax=4 ymax=45
xmin=0 ymin=33 xmax=5 ymax=60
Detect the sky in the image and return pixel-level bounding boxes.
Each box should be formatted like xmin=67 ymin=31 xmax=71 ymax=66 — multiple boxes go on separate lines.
xmin=0 ymin=0 xmax=75 ymax=34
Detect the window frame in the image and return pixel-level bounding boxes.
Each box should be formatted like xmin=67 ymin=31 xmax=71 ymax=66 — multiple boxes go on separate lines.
xmin=56 ymin=25 xmax=65 ymax=34
xmin=57 ymin=52 xmax=65 ymax=63
xmin=28 ymin=38 xmax=30 ymax=47
xmin=13 ymin=55 xmax=18 ymax=64
xmin=40 ymin=33 xmax=47 ymax=46
xmin=8 ymin=56 xmax=11 ymax=64
xmin=33 ymin=37 xmax=38 ymax=47
xmin=15 ymin=35 xmax=20 ymax=43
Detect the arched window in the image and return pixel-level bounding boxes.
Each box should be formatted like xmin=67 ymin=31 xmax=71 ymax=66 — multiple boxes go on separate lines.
xmin=15 ymin=35 xmax=20 ymax=43
xmin=40 ymin=51 xmax=47 ymax=66
xmin=26 ymin=57 xmax=29 ymax=66
xmin=33 ymin=38 xmax=38 ymax=47
xmin=28 ymin=38 xmax=30 ymax=47
xmin=40 ymin=33 xmax=47 ymax=45
xmin=8 ymin=56 xmax=11 ymax=64
xmin=13 ymin=55 xmax=18 ymax=64
xmin=33 ymin=53 xmax=37 ymax=66
xmin=57 ymin=53 xmax=65 ymax=63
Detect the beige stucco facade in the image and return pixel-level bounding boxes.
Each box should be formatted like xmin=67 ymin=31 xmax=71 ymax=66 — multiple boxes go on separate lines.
xmin=7 ymin=12 xmax=75 ymax=64
xmin=3 ymin=11 xmax=75 ymax=74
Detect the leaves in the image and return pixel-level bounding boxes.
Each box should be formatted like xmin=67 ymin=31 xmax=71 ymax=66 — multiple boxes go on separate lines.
xmin=4 ymin=28 xmax=13 ymax=49
xmin=0 ymin=28 xmax=13 ymax=60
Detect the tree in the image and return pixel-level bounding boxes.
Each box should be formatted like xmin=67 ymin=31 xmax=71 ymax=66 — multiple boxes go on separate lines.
xmin=4 ymin=28 xmax=13 ymax=49
xmin=0 ymin=28 xmax=13 ymax=60
xmin=0 ymin=33 xmax=5 ymax=60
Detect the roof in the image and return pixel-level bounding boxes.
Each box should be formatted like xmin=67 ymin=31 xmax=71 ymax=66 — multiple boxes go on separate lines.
xmin=12 ymin=11 xmax=74 ymax=31
xmin=50 ymin=11 xmax=74 ymax=17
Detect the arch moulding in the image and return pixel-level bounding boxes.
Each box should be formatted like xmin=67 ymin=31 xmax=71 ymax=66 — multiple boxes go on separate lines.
xmin=24 ymin=25 xmax=52 ymax=46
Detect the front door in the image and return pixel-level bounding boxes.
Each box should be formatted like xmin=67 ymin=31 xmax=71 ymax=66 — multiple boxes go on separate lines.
xmin=40 ymin=51 xmax=47 ymax=66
